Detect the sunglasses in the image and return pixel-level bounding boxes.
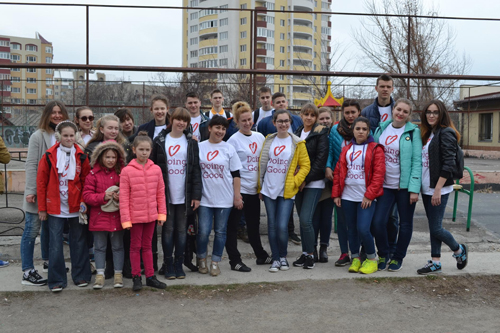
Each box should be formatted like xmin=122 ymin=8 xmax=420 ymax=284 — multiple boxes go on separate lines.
xmin=80 ymin=116 xmax=94 ymax=122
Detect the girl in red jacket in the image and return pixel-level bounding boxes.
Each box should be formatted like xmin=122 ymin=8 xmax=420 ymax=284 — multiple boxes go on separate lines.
xmin=119 ymin=132 xmax=167 ymax=291
xmin=83 ymin=140 xmax=126 ymax=289
xmin=37 ymin=121 xmax=91 ymax=292
xmin=332 ymin=117 xmax=385 ymax=275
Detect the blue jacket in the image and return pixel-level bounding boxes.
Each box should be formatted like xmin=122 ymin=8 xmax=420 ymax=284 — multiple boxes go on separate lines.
xmin=326 ymin=124 xmax=344 ymax=171
xmin=257 ymin=110 xmax=303 ymax=137
xmin=203 ymin=110 xmax=238 ymax=141
xmin=361 ymin=97 xmax=395 ymax=133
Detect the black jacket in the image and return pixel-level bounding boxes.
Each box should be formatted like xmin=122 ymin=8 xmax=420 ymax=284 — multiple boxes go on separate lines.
xmin=294 ymin=123 xmax=329 ymax=184
xmin=428 ymin=127 xmax=458 ymax=188
xmin=130 ymin=118 xmax=170 ymax=142
xmin=151 ymin=128 xmax=202 ymax=215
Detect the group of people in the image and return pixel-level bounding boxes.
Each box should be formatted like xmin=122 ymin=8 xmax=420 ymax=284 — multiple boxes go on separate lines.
xmin=17 ymin=74 xmax=468 ymax=292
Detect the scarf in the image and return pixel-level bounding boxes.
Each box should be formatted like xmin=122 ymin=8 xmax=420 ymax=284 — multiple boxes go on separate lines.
xmin=56 ymin=145 xmax=76 ymax=180
xmin=337 ymin=118 xmax=354 ymax=142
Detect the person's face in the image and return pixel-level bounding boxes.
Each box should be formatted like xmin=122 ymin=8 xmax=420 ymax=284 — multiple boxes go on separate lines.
xmin=393 ymin=102 xmax=411 ymax=124
xmin=102 ymin=149 xmax=117 ymax=169
xmin=300 ymin=110 xmax=317 ymax=129
xmin=375 ymin=80 xmax=394 ymax=100
xmin=273 ymin=97 xmax=288 ymax=111
xmin=133 ymin=141 xmax=152 ymax=163
xmin=353 ymin=121 xmax=369 ymax=143
xmin=211 ymin=93 xmax=224 ymax=108
xmin=100 ymin=120 xmax=119 ymax=141
xmin=172 ymin=118 xmax=188 ymax=133
xmin=237 ymin=111 xmax=253 ymax=133
xmin=151 ymin=100 xmax=168 ymax=124
xmin=425 ymin=103 xmax=440 ymax=127
xmin=121 ymin=115 xmax=134 ymax=133
xmin=59 ymin=127 xmax=76 ymax=148
xmin=77 ymin=109 xmax=94 ymax=132
xmin=318 ymin=111 xmax=333 ymax=127
xmin=185 ymin=97 xmax=201 ymax=116
xmin=259 ymin=92 xmax=272 ymax=109
xmin=50 ymin=105 xmax=64 ymax=125
xmin=273 ymin=113 xmax=291 ymax=134
xmin=208 ymin=124 xmax=226 ymax=143
xmin=343 ymin=106 xmax=360 ymax=124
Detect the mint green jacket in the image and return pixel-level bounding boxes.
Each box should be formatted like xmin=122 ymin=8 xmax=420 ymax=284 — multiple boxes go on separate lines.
xmin=373 ymin=120 xmax=422 ymax=193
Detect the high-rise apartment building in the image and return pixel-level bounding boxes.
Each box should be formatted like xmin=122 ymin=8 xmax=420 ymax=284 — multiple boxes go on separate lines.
xmin=182 ymin=0 xmax=332 ymax=107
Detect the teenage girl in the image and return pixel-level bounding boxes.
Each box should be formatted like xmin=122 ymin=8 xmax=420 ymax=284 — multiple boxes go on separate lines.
xmin=37 ymin=121 xmax=91 ymax=292
xmin=120 ymin=131 xmax=167 ymax=291
xmin=83 ymin=140 xmax=126 ymax=289
xmin=86 ymin=115 xmax=130 ymax=159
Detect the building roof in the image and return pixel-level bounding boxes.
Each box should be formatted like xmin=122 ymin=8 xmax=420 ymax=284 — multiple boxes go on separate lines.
xmin=314 ymin=81 xmax=343 ymax=107
xmin=454 ymin=91 xmax=500 ymax=107
xmin=36 ymin=32 xmax=52 ymax=45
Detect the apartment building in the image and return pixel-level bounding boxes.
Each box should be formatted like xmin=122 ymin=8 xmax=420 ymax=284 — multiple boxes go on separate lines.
xmin=182 ymin=0 xmax=332 ymax=107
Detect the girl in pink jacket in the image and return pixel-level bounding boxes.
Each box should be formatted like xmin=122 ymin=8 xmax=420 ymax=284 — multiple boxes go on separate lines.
xmin=119 ymin=132 xmax=167 ymax=291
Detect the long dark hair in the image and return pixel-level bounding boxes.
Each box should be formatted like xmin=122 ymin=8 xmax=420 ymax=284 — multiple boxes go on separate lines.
xmin=420 ymin=100 xmax=461 ymax=144
xmin=337 ymin=99 xmax=361 ymax=141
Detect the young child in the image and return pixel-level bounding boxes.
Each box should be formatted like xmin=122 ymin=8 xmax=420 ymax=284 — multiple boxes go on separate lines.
xmin=37 ymin=121 xmax=91 ymax=292
xmin=119 ymin=131 xmax=167 ymax=291
xmin=83 ymin=140 xmax=126 ymax=289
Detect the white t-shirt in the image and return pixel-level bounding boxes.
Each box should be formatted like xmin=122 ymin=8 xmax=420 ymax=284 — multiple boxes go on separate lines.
xmin=81 ymin=133 xmax=92 ymax=145
xmin=421 ymin=133 xmax=453 ymax=196
xmin=379 ymin=124 xmax=405 ymax=189
xmin=51 ymin=152 xmax=79 ymax=218
xmin=199 ymin=141 xmax=242 ymax=208
xmin=341 ymin=145 xmax=368 ymax=202
xmin=165 ymin=134 xmax=188 ymax=205
xmin=154 ymin=125 xmax=167 ymax=140
xmin=341 ymin=139 xmax=349 ymax=149
xmin=261 ymin=136 xmax=293 ymax=200
xmin=50 ymin=133 xmax=56 ymax=146
xmin=227 ymin=131 xmax=265 ymax=195
xmin=300 ymin=129 xmax=325 ymax=190
xmin=255 ymin=108 xmax=273 ymax=128
xmin=190 ymin=115 xmax=202 ymax=141
xmin=378 ymin=105 xmax=392 ymax=123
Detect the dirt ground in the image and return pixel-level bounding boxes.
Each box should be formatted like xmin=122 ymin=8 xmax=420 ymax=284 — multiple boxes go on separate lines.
xmin=2 ymin=275 xmax=499 ymax=333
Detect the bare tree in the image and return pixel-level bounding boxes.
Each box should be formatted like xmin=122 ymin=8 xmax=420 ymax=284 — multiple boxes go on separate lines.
xmin=353 ymin=0 xmax=471 ymax=109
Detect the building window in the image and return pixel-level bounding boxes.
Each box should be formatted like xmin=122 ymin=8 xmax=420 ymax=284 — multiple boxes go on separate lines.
xmin=190 ymin=37 xmax=198 ymax=45
xmin=199 ymin=59 xmax=218 ymax=68
xmin=46 ymin=79 xmax=53 ymax=85
xmin=189 ymin=63 xmax=198 ymax=68
xmin=280 ymin=33 xmax=285 ymax=40
xmin=280 ymin=46 xmax=285 ymax=53
xmin=240 ymin=58 xmax=247 ymax=66
xmin=199 ymin=7 xmax=217 ymax=17
xmin=280 ymin=19 xmax=285 ymax=27
xmin=27 ymin=88 xmax=37 ymax=94
xmin=322 ymin=1 xmax=330 ymax=9
xmin=479 ymin=113 xmax=493 ymax=141
xmin=262 ymin=57 xmax=273 ymax=65
xmin=27 ymin=68 xmax=37 ymax=73
xmin=199 ymin=46 xmax=217 ymax=56
xmin=219 ymin=4 xmax=228 ymax=12
xmin=46 ymin=68 xmax=53 ymax=75
xmin=279 ymin=75 xmax=284 ymax=80
xmin=190 ymin=0 xmax=198 ymax=6
xmin=0 ymin=52 xmax=9 ymax=60
xmin=220 ymin=18 xmax=228 ymax=26
xmin=27 ymin=78 xmax=37 ymax=83
xmin=219 ymin=32 xmax=228 ymax=40
xmin=240 ymin=31 xmax=247 ymax=39
xmin=262 ymin=43 xmax=274 ymax=51
xmin=11 ymin=77 xmax=21 ymax=83
xmin=279 ymin=87 xmax=284 ymax=93
xmin=257 ymin=28 xmax=274 ymax=38
xmin=321 ymin=27 xmax=331 ymax=35
xmin=240 ymin=44 xmax=247 ymax=52
xmin=26 ymin=56 xmax=36 ymax=62
xmin=219 ymin=58 xmax=228 ymax=66
xmin=11 ymin=43 xmax=21 ymax=50
xmin=190 ymin=50 xmax=198 ymax=58
xmin=10 ymin=54 xmax=20 ymax=61
xmin=45 ymin=46 xmax=52 ymax=53
xmin=190 ymin=12 xmax=198 ymax=20
xmin=241 ymin=17 xmax=247 ymax=25
xmin=241 ymin=4 xmax=247 ymax=9
xmin=11 ymin=68 xmax=20 ymax=72
xmin=219 ymin=45 xmax=228 ymax=53
xmin=190 ymin=25 xmax=198 ymax=33
xmin=199 ymin=20 xmax=217 ymax=30
xmin=279 ymin=60 xmax=285 ymax=67
xmin=45 ymin=57 xmax=52 ymax=63
xmin=263 ymin=16 xmax=275 ymax=24
xmin=26 ymin=45 xmax=38 ymax=52
xmin=0 ymin=40 xmax=10 ymax=47
xmin=46 ymin=88 xmax=53 ymax=95
xmin=12 ymin=87 xmax=20 ymax=93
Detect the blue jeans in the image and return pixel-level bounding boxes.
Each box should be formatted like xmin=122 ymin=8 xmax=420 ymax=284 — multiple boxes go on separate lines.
xmin=372 ymin=189 xmax=415 ymax=261
xmin=312 ymin=198 xmax=334 ymax=247
xmin=387 ymin=205 xmax=399 ymax=255
xmin=342 ymin=199 xmax=377 ymax=259
xmin=335 ymin=206 xmax=349 ymax=254
xmin=20 ymin=211 xmax=49 ymax=271
xmin=162 ymin=204 xmax=188 ymax=260
xmin=47 ymin=216 xmax=91 ymax=289
xmin=296 ymin=188 xmax=322 ymax=253
xmin=262 ymin=195 xmax=294 ymax=261
xmin=196 ymin=206 xmax=232 ymax=262
xmin=422 ymin=193 xmax=460 ymax=258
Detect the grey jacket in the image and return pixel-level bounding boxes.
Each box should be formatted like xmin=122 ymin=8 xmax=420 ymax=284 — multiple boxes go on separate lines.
xmin=23 ymin=129 xmax=54 ymax=213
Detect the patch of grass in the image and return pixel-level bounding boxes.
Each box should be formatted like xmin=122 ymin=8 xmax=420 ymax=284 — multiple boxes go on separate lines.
xmin=425 ymin=275 xmax=439 ymax=281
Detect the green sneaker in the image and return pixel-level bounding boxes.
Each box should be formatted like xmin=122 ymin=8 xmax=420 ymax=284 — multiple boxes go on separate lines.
xmin=359 ymin=259 xmax=378 ymax=274
xmin=348 ymin=258 xmax=361 ymax=273
xmin=378 ymin=257 xmax=388 ymax=271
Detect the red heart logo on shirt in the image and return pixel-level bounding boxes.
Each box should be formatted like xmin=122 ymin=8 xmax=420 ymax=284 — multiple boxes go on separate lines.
xmin=350 ymin=150 xmax=362 ymax=162
xmin=168 ymin=145 xmax=180 ymax=157
xmin=385 ymin=135 xmax=398 ymax=146
xmin=381 ymin=113 xmax=389 ymax=122
xmin=192 ymin=123 xmax=199 ymax=132
xmin=274 ymin=145 xmax=285 ymax=156
xmin=207 ymin=150 xmax=219 ymax=161
xmin=249 ymin=142 xmax=257 ymax=154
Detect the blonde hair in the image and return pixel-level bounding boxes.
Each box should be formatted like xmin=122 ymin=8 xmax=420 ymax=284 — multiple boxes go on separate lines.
xmin=87 ymin=115 xmax=126 ymax=146
xmin=232 ymin=101 xmax=252 ymax=122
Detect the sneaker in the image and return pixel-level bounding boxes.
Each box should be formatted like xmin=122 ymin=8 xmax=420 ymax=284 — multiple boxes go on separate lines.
xmin=21 ymin=270 xmax=47 ymax=286
xmin=197 ymin=258 xmax=208 ymax=274
xmin=293 ymin=254 xmax=307 ymax=267
xmin=388 ymin=259 xmax=403 ymax=272
xmin=76 ymin=280 xmax=88 ymax=287
xmin=132 ymin=275 xmax=142 ymax=291
xmin=256 ymin=256 xmax=272 ymax=265
xmin=335 ymin=253 xmax=351 ymax=267
xmin=42 ymin=261 xmax=48 ymax=273
xmin=289 ymin=233 xmax=301 ymax=245
xmin=146 ymin=275 xmax=167 ymax=289
xmin=303 ymin=255 xmax=315 ymax=269
xmin=453 ymin=244 xmax=468 ymax=270
xmin=113 ymin=273 xmax=123 ymax=288
xmin=0 ymin=260 xmax=9 ymax=268
xmin=348 ymin=258 xmax=361 ymax=273
xmin=279 ymin=257 xmax=289 ymax=271
xmin=51 ymin=285 xmax=63 ymax=292
xmin=359 ymin=259 xmax=378 ymax=274
xmin=319 ymin=245 xmax=328 ymax=263
xmin=210 ymin=261 xmax=221 ymax=276
xmin=93 ymin=275 xmax=104 ymax=289
xmin=417 ymin=260 xmax=442 ymax=275
xmin=231 ymin=262 xmax=251 ymax=272
xmin=269 ymin=260 xmax=281 ymax=272
xmin=378 ymin=257 xmax=388 ymax=271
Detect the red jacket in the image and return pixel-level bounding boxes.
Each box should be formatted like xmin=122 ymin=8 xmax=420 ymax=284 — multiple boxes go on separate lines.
xmin=332 ymin=140 xmax=385 ymax=201
xmin=82 ymin=164 xmax=122 ymax=232
xmin=119 ymin=159 xmax=167 ymax=229
xmin=37 ymin=143 xmax=90 ymax=215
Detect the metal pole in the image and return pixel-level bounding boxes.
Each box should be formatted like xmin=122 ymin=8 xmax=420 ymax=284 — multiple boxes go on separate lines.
xmin=249 ymin=8 xmax=254 ymax=109
xmin=86 ymin=5 xmax=90 ymax=106
xmin=252 ymin=8 xmax=258 ymax=110
xmin=407 ymin=15 xmax=411 ymax=99
xmin=1 ymin=80 xmax=4 ymax=138
xmin=142 ymin=81 xmax=145 ymax=124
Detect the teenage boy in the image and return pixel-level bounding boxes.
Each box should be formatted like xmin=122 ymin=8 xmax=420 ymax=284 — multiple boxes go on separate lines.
xmin=252 ymin=87 xmax=274 ymax=130
xmin=362 ymin=74 xmax=395 ymax=133
xmin=257 ymin=92 xmax=303 ymax=137
xmin=203 ymin=89 xmax=237 ymax=140
xmin=185 ymin=92 xmax=209 ymax=142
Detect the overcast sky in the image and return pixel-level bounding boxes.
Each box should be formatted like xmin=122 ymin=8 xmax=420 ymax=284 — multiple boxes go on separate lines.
xmin=1 ymin=0 xmax=499 ymax=86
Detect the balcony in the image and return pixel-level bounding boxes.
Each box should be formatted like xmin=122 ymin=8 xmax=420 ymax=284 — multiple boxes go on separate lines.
xmin=256 ymin=63 xmax=267 ymax=70
xmin=256 ymin=21 xmax=267 ymax=28
xmin=255 ymin=6 xmax=267 ymax=15
xmin=294 ymin=25 xmax=313 ymax=34
xmin=256 ymin=49 xmax=267 ymax=56
xmin=293 ymin=19 xmax=312 ymax=28
xmin=294 ymin=4 xmax=314 ymax=12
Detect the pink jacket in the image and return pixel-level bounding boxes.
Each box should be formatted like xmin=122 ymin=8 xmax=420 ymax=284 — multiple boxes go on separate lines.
xmin=119 ymin=159 xmax=166 ymax=229
xmin=82 ymin=164 xmax=122 ymax=232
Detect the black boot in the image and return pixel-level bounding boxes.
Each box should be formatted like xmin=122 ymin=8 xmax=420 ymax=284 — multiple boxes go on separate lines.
xmin=319 ymin=245 xmax=328 ymax=263
xmin=313 ymin=247 xmax=319 ymax=263
xmin=183 ymin=236 xmax=198 ymax=272
xmin=164 ymin=257 xmax=175 ymax=280
xmin=174 ymin=256 xmax=186 ymax=279
xmin=146 ymin=275 xmax=166 ymax=289
xmin=132 ymin=275 xmax=142 ymax=291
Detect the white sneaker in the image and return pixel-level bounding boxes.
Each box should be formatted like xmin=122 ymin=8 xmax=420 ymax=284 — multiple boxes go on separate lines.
xmin=269 ymin=260 xmax=281 ymax=272
xmin=279 ymin=257 xmax=289 ymax=271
